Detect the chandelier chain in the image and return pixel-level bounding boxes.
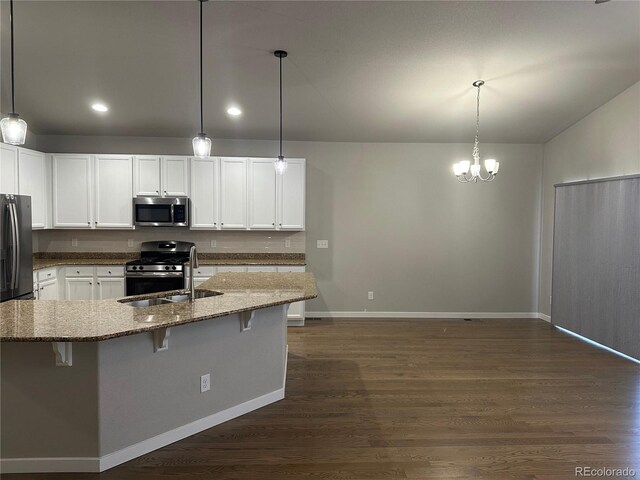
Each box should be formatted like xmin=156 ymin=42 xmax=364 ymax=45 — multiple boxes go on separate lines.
xmin=472 ymin=83 xmax=481 ymax=164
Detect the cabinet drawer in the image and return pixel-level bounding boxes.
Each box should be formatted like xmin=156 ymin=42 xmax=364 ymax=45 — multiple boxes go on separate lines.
xmin=216 ymin=266 xmax=247 ymax=273
xmin=247 ymin=266 xmax=277 ymax=273
xmin=37 ymin=268 xmax=57 ymax=281
xmin=276 ymin=266 xmax=305 ymax=273
xmin=186 ymin=266 xmax=216 ymax=277
xmin=96 ymin=266 xmax=125 ymax=277
xmin=65 ymin=266 xmax=95 ymax=277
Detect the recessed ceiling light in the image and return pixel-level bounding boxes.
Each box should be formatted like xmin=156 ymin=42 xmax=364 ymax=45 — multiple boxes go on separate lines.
xmin=91 ymin=103 xmax=109 ymax=113
xmin=227 ymin=106 xmax=242 ymax=116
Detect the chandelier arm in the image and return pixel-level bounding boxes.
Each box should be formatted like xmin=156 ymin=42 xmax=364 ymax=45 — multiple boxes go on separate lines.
xmin=476 ymin=170 xmax=493 ymax=182
xmin=456 ymin=175 xmax=470 ymax=183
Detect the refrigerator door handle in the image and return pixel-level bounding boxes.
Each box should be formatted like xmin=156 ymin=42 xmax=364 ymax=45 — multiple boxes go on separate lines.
xmin=9 ymin=202 xmax=20 ymax=290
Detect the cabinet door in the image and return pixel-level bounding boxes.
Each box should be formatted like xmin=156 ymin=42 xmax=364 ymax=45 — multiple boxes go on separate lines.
xmin=0 ymin=143 xmax=18 ymax=194
xmin=17 ymin=148 xmax=47 ymax=228
xmin=133 ymin=156 xmax=161 ymax=196
xmin=277 ymin=158 xmax=305 ymax=230
xmin=220 ymin=158 xmax=248 ymax=229
xmin=162 ymin=156 xmax=189 ymax=197
xmin=248 ymin=158 xmax=277 ymax=229
xmin=65 ymin=277 xmax=94 ymax=300
xmin=94 ymin=155 xmax=133 ymax=228
xmin=247 ymin=266 xmax=277 ymax=272
xmin=277 ymin=266 xmax=306 ymax=325
xmin=190 ymin=157 xmax=219 ymax=228
xmin=96 ymin=277 xmax=125 ymax=299
xmin=39 ymin=279 xmax=59 ymax=300
xmin=52 ymin=154 xmax=93 ymax=228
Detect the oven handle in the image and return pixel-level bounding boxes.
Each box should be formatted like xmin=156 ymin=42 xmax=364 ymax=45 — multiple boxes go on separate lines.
xmin=125 ymin=272 xmax=184 ymax=278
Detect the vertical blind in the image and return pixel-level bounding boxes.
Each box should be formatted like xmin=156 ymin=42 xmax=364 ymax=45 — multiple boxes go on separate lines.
xmin=552 ymin=175 xmax=640 ymax=361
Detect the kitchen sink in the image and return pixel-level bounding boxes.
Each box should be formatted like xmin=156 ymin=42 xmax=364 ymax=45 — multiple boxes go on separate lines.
xmin=120 ymin=290 xmax=222 ymax=308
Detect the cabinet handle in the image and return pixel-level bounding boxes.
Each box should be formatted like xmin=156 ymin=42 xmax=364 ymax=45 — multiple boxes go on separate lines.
xmin=89 ymin=282 xmax=93 ymax=285
xmin=77 ymin=271 xmax=80 ymax=274
xmin=87 ymin=222 xmax=90 ymax=225
xmin=272 ymin=223 xmax=275 ymax=226
xmin=156 ymin=190 xmax=159 ymax=194
xmin=108 ymin=271 xmax=111 ymax=274
xmin=97 ymin=282 xmax=100 ymax=285
xmin=164 ymin=190 xmax=167 ymax=195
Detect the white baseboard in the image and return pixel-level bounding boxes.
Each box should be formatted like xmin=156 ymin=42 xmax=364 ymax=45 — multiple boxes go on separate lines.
xmin=538 ymin=313 xmax=551 ymax=322
xmin=0 ymin=388 xmax=285 ymax=474
xmin=306 ymin=311 xmax=544 ymax=319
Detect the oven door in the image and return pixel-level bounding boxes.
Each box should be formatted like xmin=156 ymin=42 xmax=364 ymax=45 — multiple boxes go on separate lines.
xmin=126 ymin=273 xmax=184 ymax=296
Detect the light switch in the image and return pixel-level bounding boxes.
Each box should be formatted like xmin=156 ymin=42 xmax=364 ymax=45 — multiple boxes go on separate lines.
xmin=317 ymin=240 xmax=329 ymax=249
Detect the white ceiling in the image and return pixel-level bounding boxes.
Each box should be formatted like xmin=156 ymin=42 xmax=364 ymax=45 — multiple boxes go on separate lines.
xmin=1 ymin=1 xmax=639 ymax=143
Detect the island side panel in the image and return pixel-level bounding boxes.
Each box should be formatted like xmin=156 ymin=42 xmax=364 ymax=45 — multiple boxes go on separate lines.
xmin=0 ymin=342 xmax=100 ymax=460
xmin=97 ymin=305 xmax=287 ymax=457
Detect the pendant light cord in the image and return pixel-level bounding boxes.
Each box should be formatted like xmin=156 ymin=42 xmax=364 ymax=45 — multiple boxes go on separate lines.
xmin=199 ymin=0 xmax=203 ymax=134
xmin=279 ymin=54 xmax=283 ymax=158
xmin=10 ymin=0 xmax=16 ymax=114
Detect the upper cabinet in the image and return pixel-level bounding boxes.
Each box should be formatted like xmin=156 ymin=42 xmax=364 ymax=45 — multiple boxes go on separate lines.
xmin=133 ymin=156 xmax=161 ymax=196
xmin=278 ymin=158 xmax=305 ymax=230
xmin=17 ymin=148 xmax=47 ymax=228
xmin=133 ymin=155 xmax=189 ymax=197
xmin=94 ymin=155 xmax=133 ymax=228
xmin=0 ymin=143 xmax=18 ymax=194
xmin=248 ymin=158 xmax=277 ymax=229
xmin=52 ymin=154 xmax=93 ymax=228
xmin=190 ymin=157 xmax=219 ymax=229
xmin=52 ymin=154 xmax=133 ymax=229
xmin=220 ymin=157 xmax=248 ymax=229
xmin=162 ymin=156 xmax=189 ymax=197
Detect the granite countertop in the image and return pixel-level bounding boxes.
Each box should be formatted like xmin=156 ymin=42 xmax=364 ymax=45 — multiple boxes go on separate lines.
xmin=1 ymin=272 xmax=317 ymax=342
xmin=32 ymin=253 xmax=306 ymax=270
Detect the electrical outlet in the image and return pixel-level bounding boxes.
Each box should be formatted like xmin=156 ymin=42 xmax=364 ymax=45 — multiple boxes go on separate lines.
xmin=127 ymin=239 xmax=134 ymax=248
xmin=317 ymin=240 xmax=329 ymax=249
xmin=71 ymin=238 xmax=78 ymax=247
xmin=210 ymin=240 xmax=217 ymax=248
xmin=368 ymin=291 xmax=374 ymax=300
xmin=285 ymin=239 xmax=291 ymax=248
xmin=200 ymin=374 xmax=210 ymax=393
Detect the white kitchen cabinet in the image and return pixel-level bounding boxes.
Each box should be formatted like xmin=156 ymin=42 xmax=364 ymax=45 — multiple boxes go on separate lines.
xmin=65 ymin=277 xmax=95 ymax=300
xmin=94 ymin=155 xmax=133 ymax=228
xmin=248 ymin=158 xmax=277 ymax=229
xmin=96 ymin=277 xmax=125 ymax=299
xmin=277 ymin=265 xmax=306 ymax=326
xmin=38 ymin=279 xmax=59 ymax=300
xmin=162 ymin=156 xmax=189 ymax=197
xmin=247 ymin=266 xmax=277 ymax=272
xmin=220 ymin=158 xmax=248 ymax=229
xmin=52 ymin=154 xmax=93 ymax=228
xmin=17 ymin=148 xmax=47 ymax=228
xmin=190 ymin=157 xmax=219 ymax=229
xmin=0 ymin=143 xmax=18 ymax=194
xmin=277 ymin=158 xmax=305 ymax=230
xmin=133 ymin=155 xmax=161 ymax=196
xmin=216 ymin=265 xmax=248 ymax=273
xmin=133 ymin=155 xmax=189 ymax=197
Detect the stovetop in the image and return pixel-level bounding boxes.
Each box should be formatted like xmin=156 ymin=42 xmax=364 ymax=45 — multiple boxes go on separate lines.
xmin=126 ymin=256 xmax=188 ymax=266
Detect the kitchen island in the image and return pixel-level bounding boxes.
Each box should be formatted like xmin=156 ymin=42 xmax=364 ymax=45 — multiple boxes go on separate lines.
xmin=0 ymin=272 xmax=317 ymax=474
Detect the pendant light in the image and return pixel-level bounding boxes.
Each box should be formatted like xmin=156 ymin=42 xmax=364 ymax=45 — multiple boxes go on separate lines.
xmin=192 ymin=0 xmax=211 ymax=158
xmin=452 ymin=80 xmax=500 ymax=183
xmin=1 ymin=0 xmax=28 ymax=146
xmin=274 ymin=50 xmax=288 ymax=175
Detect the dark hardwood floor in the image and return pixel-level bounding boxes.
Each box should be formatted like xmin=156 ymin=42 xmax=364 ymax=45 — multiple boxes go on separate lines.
xmin=4 ymin=319 xmax=640 ymax=479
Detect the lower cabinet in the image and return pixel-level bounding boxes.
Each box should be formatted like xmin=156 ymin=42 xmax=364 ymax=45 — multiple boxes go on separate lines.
xmin=64 ymin=266 xmax=125 ymax=300
xmin=38 ymin=279 xmax=59 ymax=300
xmin=276 ymin=266 xmax=306 ymax=326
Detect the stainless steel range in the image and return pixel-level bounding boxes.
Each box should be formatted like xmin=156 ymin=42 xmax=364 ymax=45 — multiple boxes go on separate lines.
xmin=125 ymin=241 xmax=194 ymax=296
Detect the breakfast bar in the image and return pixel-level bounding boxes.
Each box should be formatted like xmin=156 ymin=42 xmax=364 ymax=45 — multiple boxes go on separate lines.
xmin=0 ymin=272 xmax=317 ymax=474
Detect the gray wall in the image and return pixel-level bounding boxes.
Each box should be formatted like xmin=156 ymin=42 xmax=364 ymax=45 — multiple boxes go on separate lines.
xmin=37 ymin=135 xmax=543 ymax=314
xmin=539 ymin=81 xmax=640 ymax=317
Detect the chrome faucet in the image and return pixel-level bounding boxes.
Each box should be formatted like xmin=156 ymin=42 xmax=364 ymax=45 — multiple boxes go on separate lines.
xmin=188 ymin=245 xmax=199 ymax=302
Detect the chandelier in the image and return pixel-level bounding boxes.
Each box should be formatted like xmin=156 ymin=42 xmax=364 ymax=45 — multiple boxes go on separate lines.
xmin=452 ymin=80 xmax=499 ymax=183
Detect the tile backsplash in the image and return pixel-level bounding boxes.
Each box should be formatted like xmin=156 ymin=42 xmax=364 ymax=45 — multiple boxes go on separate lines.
xmin=33 ymin=229 xmax=305 ymax=254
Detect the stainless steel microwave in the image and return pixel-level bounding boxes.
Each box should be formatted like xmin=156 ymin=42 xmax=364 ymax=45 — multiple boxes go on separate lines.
xmin=133 ymin=197 xmax=189 ymax=227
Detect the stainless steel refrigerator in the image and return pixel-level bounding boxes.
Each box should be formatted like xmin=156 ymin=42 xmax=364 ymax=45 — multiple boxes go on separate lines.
xmin=1 ymin=194 xmax=33 ymax=302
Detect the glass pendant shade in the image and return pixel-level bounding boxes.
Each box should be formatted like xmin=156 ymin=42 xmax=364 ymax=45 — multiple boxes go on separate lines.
xmin=459 ymin=160 xmax=471 ymax=174
xmin=192 ymin=133 xmax=211 ymax=158
xmin=275 ymin=156 xmax=288 ymax=175
xmin=470 ymin=164 xmax=481 ymax=177
xmin=452 ymin=163 xmax=464 ymax=176
xmin=484 ymin=158 xmax=497 ymax=174
xmin=1 ymin=113 xmax=27 ymax=145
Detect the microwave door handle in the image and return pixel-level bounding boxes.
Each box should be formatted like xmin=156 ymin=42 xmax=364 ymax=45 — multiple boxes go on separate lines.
xmin=170 ymin=203 xmax=175 ymax=224
xmin=9 ymin=202 xmax=19 ymax=290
